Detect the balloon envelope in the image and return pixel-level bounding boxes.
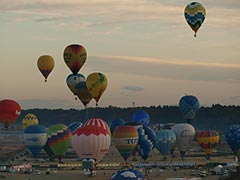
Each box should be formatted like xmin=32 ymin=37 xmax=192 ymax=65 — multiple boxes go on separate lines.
xmin=137 ymin=125 xmax=156 ymax=160
xmin=155 ymin=130 xmax=176 ymax=159
xmin=0 ymin=99 xmax=21 ymax=128
xmin=197 ymin=130 xmax=219 ymax=155
xmin=22 ymin=113 xmax=39 ymax=130
xmin=75 ymin=81 xmax=93 ymax=106
xmin=86 ymin=72 xmax=107 ymax=106
xmin=66 ymin=73 xmax=85 ymax=97
xmin=172 ymin=123 xmax=195 ymax=157
xmin=71 ymin=124 xmax=111 ymax=163
xmin=132 ymin=110 xmax=150 ymax=126
xmin=184 ymin=2 xmax=206 ymax=37
xmin=179 ymin=95 xmax=200 ymax=122
xmin=24 ymin=124 xmax=47 ymax=156
xmin=84 ymin=118 xmax=111 ymax=135
xmin=111 ymin=168 xmax=147 ymax=180
xmin=68 ymin=121 xmax=83 ymax=135
xmin=225 ymin=125 xmax=240 ymax=155
xmin=37 ymin=55 xmax=54 ymax=82
xmin=47 ymin=124 xmax=72 ymax=160
xmin=113 ymin=125 xmax=139 ymax=161
xmin=63 ymin=44 xmax=87 ymax=75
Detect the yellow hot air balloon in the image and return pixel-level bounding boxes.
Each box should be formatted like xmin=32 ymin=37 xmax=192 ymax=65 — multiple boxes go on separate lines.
xmin=86 ymin=72 xmax=107 ymax=106
xmin=22 ymin=113 xmax=39 ymax=129
xmin=37 ymin=55 xmax=54 ymax=82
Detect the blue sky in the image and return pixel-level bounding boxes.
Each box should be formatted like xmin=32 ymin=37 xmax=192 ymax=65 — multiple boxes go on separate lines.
xmin=0 ymin=0 xmax=240 ymax=109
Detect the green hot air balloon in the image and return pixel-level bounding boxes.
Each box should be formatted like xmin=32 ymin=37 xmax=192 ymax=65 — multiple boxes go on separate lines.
xmin=47 ymin=124 xmax=72 ymax=163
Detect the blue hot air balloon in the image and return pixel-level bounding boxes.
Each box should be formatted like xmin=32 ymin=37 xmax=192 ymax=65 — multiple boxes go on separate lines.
xmin=132 ymin=110 xmax=150 ymax=126
xmin=110 ymin=118 xmax=125 ymax=135
xmin=179 ymin=95 xmax=200 ymax=123
xmin=110 ymin=168 xmax=147 ymax=180
xmin=137 ymin=125 xmax=156 ymax=161
xmin=23 ymin=124 xmax=47 ymax=156
xmin=155 ymin=130 xmax=176 ymax=160
xmin=68 ymin=121 xmax=82 ymax=135
xmin=225 ymin=125 xmax=240 ymax=156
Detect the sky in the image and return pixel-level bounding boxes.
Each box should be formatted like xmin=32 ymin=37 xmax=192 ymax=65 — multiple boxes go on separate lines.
xmin=0 ymin=0 xmax=240 ymax=110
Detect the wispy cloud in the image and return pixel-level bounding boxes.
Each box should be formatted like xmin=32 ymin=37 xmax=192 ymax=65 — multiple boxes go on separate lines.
xmin=1 ymin=0 xmax=239 ymax=29
xmin=88 ymin=55 xmax=240 ymax=82
xmin=122 ymin=85 xmax=144 ymax=92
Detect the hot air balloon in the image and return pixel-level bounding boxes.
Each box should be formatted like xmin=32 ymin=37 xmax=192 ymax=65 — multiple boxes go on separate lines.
xmin=110 ymin=168 xmax=147 ymax=180
xmin=63 ymin=44 xmax=87 ymax=76
xmin=86 ymin=72 xmax=107 ymax=106
xmin=184 ymin=2 xmax=206 ymax=37
xmin=47 ymin=124 xmax=72 ymax=162
xmin=179 ymin=95 xmax=200 ymax=123
xmin=113 ymin=125 xmax=139 ymax=162
xmin=197 ymin=130 xmax=219 ymax=160
xmin=110 ymin=118 xmax=125 ymax=135
xmin=172 ymin=123 xmax=195 ymax=160
xmin=137 ymin=125 xmax=156 ymax=161
xmin=23 ymin=125 xmax=47 ymax=157
xmin=75 ymin=81 xmax=93 ymax=107
xmin=37 ymin=55 xmax=54 ymax=82
xmin=71 ymin=124 xmax=111 ymax=164
xmin=225 ymin=125 xmax=240 ymax=161
xmin=132 ymin=110 xmax=150 ymax=126
xmin=155 ymin=130 xmax=176 ymax=160
xmin=68 ymin=121 xmax=82 ymax=135
xmin=66 ymin=73 xmax=85 ymax=100
xmin=0 ymin=99 xmax=21 ymax=129
xmin=22 ymin=113 xmax=39 ymax=130
xmin=84 ymin=118 xmax=111 ymax=135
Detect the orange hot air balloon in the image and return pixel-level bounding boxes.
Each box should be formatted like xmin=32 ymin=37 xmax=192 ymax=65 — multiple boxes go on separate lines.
xmin=37 ymin=55 xmax=55 ymax=82
xmin=0 ymin=99 xmax=21 ymax=129
xmin=63 ymin=44 xmax=87 ymax=76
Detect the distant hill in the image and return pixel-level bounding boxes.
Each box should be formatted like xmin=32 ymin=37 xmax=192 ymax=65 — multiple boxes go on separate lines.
xmin=14 ymin=104 xmax=240 ymax=132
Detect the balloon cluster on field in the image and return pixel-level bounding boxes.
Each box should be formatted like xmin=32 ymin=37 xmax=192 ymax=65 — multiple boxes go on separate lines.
xmin=1 ymin=1 xmax=240 ymax=178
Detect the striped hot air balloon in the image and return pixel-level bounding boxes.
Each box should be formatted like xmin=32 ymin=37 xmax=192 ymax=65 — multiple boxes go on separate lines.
xmin=113 ymin=125 xmax=139 ymax=162
xmin=71 ymin=124 xmax=111 ymax=164
xmin=84 ymin=118 xmax=111 ymax=135
xmin=184 ymin=2 xmax=206 ymax=37
xmin=47 ymin=124 xmax=72 ymax=162
xmin=155 ymin=130 xmax=176 ymax=160
xmin=24 ymin=125 xmax=47 ymax=157
xmin=110 ymin=118 xmax=125 ymax=135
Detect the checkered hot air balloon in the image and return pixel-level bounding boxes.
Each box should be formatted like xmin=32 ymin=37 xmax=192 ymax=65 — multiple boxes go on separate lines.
xmin=225 ymin=125 xmax=240 ymax=156
xmin=68 ymin=121 xmax=83 ymax=135
xmin=184 ymin=2 xmax=206 ymax=37
xmin=179 ymin=95 xmax=200 ymax=123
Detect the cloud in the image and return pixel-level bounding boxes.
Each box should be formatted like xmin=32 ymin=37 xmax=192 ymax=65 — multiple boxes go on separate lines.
xmin=122 ymin=85 xmax=144 ymax=92
xmin=87 ymin=55 xmax=240 ymax=82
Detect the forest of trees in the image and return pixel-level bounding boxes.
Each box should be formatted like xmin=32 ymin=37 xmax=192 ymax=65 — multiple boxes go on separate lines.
xmin=14 ymin=104 xmax=240 ymax=132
